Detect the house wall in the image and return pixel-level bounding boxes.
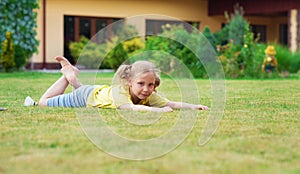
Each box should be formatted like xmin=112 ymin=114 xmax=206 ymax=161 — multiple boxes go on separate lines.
xmin=33 ymin=0 xmax=44 ymax=65
xmin=245 ymin=16 xmax=287 ymax=43
xmin=34 ymin=0 xmax=224 ymax=65
xmin=33 ymin=0 xmax=287 ymax=67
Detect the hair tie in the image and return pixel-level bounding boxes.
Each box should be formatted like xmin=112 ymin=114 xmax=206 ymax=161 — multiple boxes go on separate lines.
xmin=125 ymin=64 xmax=132 ymax=72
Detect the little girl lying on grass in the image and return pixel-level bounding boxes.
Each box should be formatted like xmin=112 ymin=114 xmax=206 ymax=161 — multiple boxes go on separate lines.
xmin=24 ymin=56 xmax=208 ymax=112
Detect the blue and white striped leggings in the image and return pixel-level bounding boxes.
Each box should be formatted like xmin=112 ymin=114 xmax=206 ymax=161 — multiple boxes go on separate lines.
xmin=46 ymin=85 xmax=96 ymax=107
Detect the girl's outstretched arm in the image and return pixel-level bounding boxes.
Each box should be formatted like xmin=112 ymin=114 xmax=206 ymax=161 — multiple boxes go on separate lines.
xmin=166 ymin=101 xmax=209 ymax=110
xmin=118 ymin=104 xmax=173 ymax=113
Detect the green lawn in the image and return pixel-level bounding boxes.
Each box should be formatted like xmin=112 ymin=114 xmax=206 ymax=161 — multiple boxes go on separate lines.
xmin=0 ymin=72 xmax=299 ymax=174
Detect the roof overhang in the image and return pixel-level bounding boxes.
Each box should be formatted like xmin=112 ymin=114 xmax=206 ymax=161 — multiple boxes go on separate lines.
xmin=208 ymin=0 xmax=300 ymax=16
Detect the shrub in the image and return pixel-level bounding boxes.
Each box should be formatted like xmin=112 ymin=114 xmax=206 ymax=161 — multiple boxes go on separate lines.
xmin=69 ymin=36 xmax=108 ymax=69
xmin=274 ymin=44 xmax=300 ymax=73
xmin=1 ymin=31 xmax=15 ymax=72
xmin=122 ymin=37 xmax=144 ymax=54
xmin=214 ymin=26 xmax=229 ymax=46
xmin=105 ymin=37 xmax=128 ymax=70
xmin=116 ymin=24 xmax=139 ymax=41
xmin=69 ymin=36 xmax=89 ymax=63
xmin=68 ymin=24 xmax=142 ymax=70
xmin=216 ymin=25 xmax=263 ymax=78
xmin=292 ymin=53 xmax=300 ymax=73
xmin=238 ymin=24 xmax=262 ymax=77
xmin=214 ymin=4 xmax=300 ymax=78
xmin=14 ymin=44 xmax=27 ymax=70
xmin=215 ymin=4 xmax=264 ymax=78
xmin=144 ymin=25 xmax=208 ymax=78
xmin=218 ymin=40 xmax=241 ymax=78
xmin=202 ymin=26 xmax=216 ymax=49
xmin=143 ymin=35 xmax=173 ymax=72
xmin=106 ymin=24 xmax=141 ymax=70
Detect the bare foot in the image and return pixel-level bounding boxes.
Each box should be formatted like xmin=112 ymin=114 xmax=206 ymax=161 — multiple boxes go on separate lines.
xmin=55 ymin=56 xmax=71 ymax=67
xmin=61 ymin=65 xmax=82 ymax=89
xmin=55 ymin=56 xmax=80 ymax=75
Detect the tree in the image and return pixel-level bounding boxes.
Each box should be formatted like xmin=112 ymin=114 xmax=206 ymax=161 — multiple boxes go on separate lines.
xmin=202 ymin=26 xmax=216 ymax=49
xmin=0 ymin=0 xmax=39 ymax=60
xmin=226 ymin=4 xmax=248 ymax=46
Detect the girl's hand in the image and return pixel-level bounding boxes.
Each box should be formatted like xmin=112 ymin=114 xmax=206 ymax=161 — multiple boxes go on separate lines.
xmin=156 ymin=106 xmax=173 ymax=112
xmin=193 ymin=105 xmax=209 ymax=110
xmin=119 ymin=104 xmax=173 ymax=112
xmin=166 ymin=101 xmax=209 ymax=111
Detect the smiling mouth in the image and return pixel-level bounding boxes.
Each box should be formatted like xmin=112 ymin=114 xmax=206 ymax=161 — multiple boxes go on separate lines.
xmin=140 ymin=93 xmax=149 ymax=97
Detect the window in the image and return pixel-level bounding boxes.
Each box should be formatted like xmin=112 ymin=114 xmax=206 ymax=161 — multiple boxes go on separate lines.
xmin=279 ymin=24 xmax=288 ymax=45
xmin=251 ymin=25 xmax=266 ymax=42
xmin=146 ymin=19 xmax=200 ymax=35
xmin=64 ymin=16 xmax=75 ymax=64
xmin=79 ymin=18 xmax=91 ymax=38
xmin=64 ymin=15 xmax=122 ymax=62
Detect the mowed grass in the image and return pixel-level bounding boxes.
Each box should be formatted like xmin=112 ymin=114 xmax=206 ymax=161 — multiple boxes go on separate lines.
xmin=0 ymin=72 xmax=299 ymax=174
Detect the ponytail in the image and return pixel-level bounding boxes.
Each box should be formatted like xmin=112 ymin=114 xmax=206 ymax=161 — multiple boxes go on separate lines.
xmin=115 ymin=64 xmax=132 ymax=87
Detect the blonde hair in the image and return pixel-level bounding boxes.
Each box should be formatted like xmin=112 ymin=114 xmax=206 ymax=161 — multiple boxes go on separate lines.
xmin=115 ymin=61 xmax=161 ymax=88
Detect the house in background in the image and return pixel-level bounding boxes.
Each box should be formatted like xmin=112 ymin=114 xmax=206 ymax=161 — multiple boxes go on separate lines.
xmin=31 ymin=0 xmax=300 ymax=69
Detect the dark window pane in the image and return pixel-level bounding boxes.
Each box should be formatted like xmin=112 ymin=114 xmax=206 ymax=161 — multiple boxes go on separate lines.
xmin=64 ymin=16 xmax=123 ymax=61
xmin=111 ymin=18 xmax=123 ymax=35
xmin=221 ymin=23 xmax=227 ymax=28
xmin=64 ymin=16 xmax=75 ymax=64
xmin=96 ymin=19 xmax=107 ymax=32
xmin=146 ymin=19 xmax=199 ymax=35
xmin=251 ymin=25 xmax=266 ymax=42
xmin=279 ymin=24 xmax=288 ymax=45
xmin=79 ymin=18 xmax=91 ymax=38
xmin=95 ymin=19 xmax=108 ymax=43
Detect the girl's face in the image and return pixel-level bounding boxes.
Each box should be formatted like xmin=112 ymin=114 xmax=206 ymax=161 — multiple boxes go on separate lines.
xmin=129 ymin=72 xmax=156 ymax=103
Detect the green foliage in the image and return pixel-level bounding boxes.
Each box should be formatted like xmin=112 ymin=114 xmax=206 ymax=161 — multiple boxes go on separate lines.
xmin=14 ymin=44 xmax=27 ymax=70
xmin=68 ymin=15 xmax=300 ymax=78
xmin=105 ymin=24 xmax=140 ymax=70
xmin=226 ymin=4 xmax=248 ymax=46
xmin=69 ymin=36 xmax=89 ymax=63
xmin=202 ymin=26 xmax=216 ymax=49
xmin=144 ymin=35 xmax=178 ymax=74
xmin=215 ymin=4 xmax=264 ymax=78
xmin=69 ymin=24 xmax=142 ymax=70
xmin=218 ymin=41 xmax=241 ymax=78
xmin=105 ymin=37 xmax=128 ymax=70
xmin=213 ymin=4 xmax=247 ymax=47
xmin=122 ymin=37 xmax=144 ymax=54
xmin=115 ymin=24 xmax=139 ymax=41
xmin=0 ymin=0 xmax=39 ymax=58
xmin=214 ymin=25 xmax=229 ymax=46
xmin=274 ymin=44 xmax=300 ymax=73
xmin=217 ymin=25 xmax=262 ymax=78
xmin=1 ymin=31 xmax=15 ymax=72
xmin=239 ymin=25 xmax=262 ymax=77
xmin=144 ymin=24 xmax=208 ymax=78
xmin=69 ymin=36 xmax=108 ymax=69
xmin=209 ymin=4 xmax=299 ymax=78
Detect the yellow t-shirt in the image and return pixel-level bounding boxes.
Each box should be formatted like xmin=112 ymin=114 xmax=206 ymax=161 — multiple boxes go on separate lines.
xmin=86 ymin=85 xmax=169 ymax=108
